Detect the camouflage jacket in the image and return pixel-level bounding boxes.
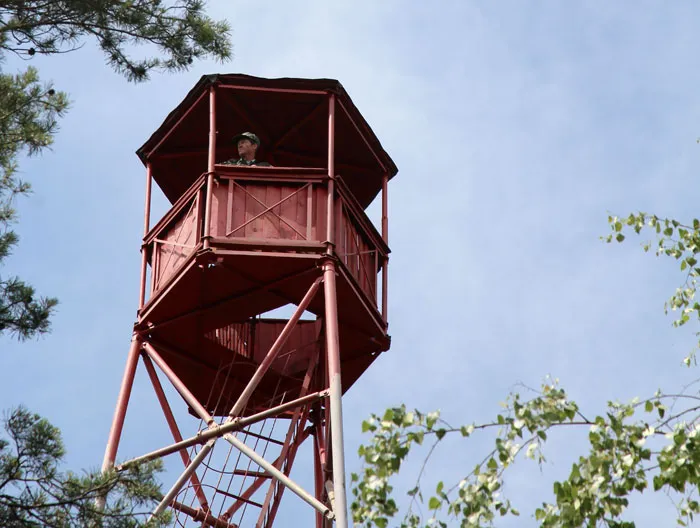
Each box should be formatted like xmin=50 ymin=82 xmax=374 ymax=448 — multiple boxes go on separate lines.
xmin=220 ymin=158 xmax=271 ymax=167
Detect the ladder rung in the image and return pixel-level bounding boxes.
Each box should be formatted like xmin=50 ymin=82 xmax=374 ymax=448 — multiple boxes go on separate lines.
xmin=232 ymin=469 xmax=272 ymax=479
xmin=215 ymin=489 xmax=264 ymax=508
xmin=241 ymin=430 xmax=284 ymax=446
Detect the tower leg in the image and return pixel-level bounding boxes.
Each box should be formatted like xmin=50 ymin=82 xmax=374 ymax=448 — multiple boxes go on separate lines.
xmin=314 ymin=432 xmax=325 ymax=528
xmin=102 ymin=333 xmax=142 ymax=472
xmin=322 ymin=259 xmax=348 ymax=528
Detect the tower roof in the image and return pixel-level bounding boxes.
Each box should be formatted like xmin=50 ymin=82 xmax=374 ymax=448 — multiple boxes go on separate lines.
xmin=137 ymin=73 xmax=398 ymax=209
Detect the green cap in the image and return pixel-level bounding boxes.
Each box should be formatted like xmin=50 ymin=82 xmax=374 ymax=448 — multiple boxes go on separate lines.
xmin=232 ymin=131 xmax=261 ymax=146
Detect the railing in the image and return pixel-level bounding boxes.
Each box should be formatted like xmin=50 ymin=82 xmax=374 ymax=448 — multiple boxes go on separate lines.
xmin=141 ymin=166 xmax=388 ymax=315
xmin=335 ymin=177 xmax=389 ymax=306
xmin=143 ymin=174 xmax=206 ymax=297
xmin=210 ymin=167 xmax=328 ymax=247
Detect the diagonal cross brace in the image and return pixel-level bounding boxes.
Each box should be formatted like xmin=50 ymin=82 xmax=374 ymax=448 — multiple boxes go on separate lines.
xmin=226 ymin=180 xmax=311 ymax=240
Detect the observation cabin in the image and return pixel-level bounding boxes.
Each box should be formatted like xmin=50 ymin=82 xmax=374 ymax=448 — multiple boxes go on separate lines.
xmin=133 ymin=74 xmax=397 ymax=417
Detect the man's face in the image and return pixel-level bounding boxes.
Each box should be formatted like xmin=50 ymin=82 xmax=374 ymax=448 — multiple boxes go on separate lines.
xmin=237 ymin=138 xmax=257 ymax=159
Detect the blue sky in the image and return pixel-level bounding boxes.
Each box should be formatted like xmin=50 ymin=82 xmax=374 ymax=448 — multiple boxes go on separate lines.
xmin=3 ymin=2 xmax=700 ymax=526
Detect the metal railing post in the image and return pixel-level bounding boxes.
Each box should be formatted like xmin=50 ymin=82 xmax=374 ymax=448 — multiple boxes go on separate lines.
xmin=203 ymin=84 xmax=217 ymax=248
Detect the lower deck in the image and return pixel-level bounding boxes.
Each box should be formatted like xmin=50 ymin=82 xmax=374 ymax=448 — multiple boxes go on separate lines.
xmin=136 ymin=240 xmax=389 ymax=414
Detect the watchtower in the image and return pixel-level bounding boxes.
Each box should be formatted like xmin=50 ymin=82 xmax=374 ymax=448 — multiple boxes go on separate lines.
xmin=100 ymin=74 xmax=396 ymax=528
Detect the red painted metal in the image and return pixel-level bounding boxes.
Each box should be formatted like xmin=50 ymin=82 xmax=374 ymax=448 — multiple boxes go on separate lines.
xmin=313 ymin=431 xmax=324 ymax=528
xmin=105 ymin=75 xmax=396 ymax=528
xmin=219 ymin=84 xmax=328 ymax=96
xmin=118 ymin=390 xmax=329 ymax=471
xmin=322 ymin=258 xmax=348 ymax=528
xmin=138 ymin=163 xmax=153 ymax=309
xmin=144 ymin=163 xmax=153 ymax=235
xmin=203 ymin=85 xmax=217 ymax=250
xmin=227 ymin=276 xmax=322 ymax=418
xmin=382 ymin=173 xmax=389 ymax=323
xmin=146 ymin=90 xmax=208 ymax=160
xmin=101 ymin=334 xmax=141 ymax=471
xmin=256 ymin=348 xmax=318 ymax=527
xmin=137 ymin=75 xmax=397 ymax=209
xmin=337 ymin=98 xmax=387 ymax=172
xmin=170 ymin=501 xmax=238 ymax=528
xmin=139 ymin=245 xmax=149 ymax=310
xmin=381 ymin=173 xmax=388 ymax=243
xmin=142 ymin=342 xmax=214 ymax=425
xmin=326 ymin=94 xmax=336 ymax=251
xmin=141 ymin=353 xmax=209 ymax=509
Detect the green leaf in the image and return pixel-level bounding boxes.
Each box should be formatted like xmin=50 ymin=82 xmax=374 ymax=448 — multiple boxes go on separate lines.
xmin=428 ymin=497 xmax=441 ymax=510
xmin=460 ymin=424 xmax=474 ymax=437
xmin=383 ymin=408 xmax=394 ymax=422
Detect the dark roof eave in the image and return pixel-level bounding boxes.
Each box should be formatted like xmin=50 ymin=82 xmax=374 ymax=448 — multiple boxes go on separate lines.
xmin=135 ymin=74 xmax=219 ymax=164
xmin=135 ymin=73 xmax=398 ymax=178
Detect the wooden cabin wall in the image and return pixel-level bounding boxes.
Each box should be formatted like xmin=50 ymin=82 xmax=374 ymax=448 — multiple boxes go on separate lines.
xmin=210 ymin=178 xmax=328 ymax=243
xmin=153 ymin=199 xmax=198 ymax=289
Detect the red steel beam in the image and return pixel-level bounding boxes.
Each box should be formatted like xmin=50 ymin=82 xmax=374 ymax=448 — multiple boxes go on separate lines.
xmin=322 ymin=258 xmax=349 ymax=528
xmin=263 ymin=390 xmax=315 ymax=528
xmin=147 ymin=90 xmax=207 ymax=159
xmin=227 ymin=276 xmax=323 ymax=418
xmin=218 ymin=84 xmax=327 ymax=96
xmin=326 ymin=94 xmax=336 ymax=251
xmin=170 ymin=500 xmax=238 ymax=528
xmin=142 ymin=341 xmax=214 ymax=425
xmin=256 ymin=349 xmax=319 ymax=526
xmin=337 ymin=98 xmax=387 ymax=172
xmin=139 ymin=163 xmax=153 ymax=309
xmin=144 ymin=266 xmax=317 ymax=333
xmin=101 ymin=333 xmax=142 ymax=472
xmin=314 ymin=431 xmax=325 ymax=528
xmin=381 ymin=173 xmax=389 ymax=323
xmin=203 ymin=84 xmax=217 ymax=249
xmin=118 ymin=390 xmax=329 ymax=470
xmin=141 ymin=354 xmax=209 ymax=510
xmin=221 ymin=452 xmax=286 ymax=520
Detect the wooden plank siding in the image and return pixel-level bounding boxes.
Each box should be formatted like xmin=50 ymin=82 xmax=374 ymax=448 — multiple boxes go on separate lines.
xmin=207 ymin=320 xmax=321 ymax=378
xmin=335 ymin=201 xmax=379 ymax=304
xmin=153 ymin=198 xmax=198 ymax=290
xmin=213 ymin=177 xmax=327 ymax=243
xmin=147 ymin=171 xmax=384 ymax=313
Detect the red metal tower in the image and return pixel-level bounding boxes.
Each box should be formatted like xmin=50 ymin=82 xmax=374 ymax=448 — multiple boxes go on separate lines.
xmin=100 ymin=74 xmax=397 ymax=528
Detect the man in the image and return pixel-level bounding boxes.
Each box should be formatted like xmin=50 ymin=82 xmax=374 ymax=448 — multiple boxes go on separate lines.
xmin=221 ymin=131 xmax=271 ymax=166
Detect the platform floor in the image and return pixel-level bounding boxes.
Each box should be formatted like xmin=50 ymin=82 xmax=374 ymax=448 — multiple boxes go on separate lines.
xmin=137 ymin=244 xmax=389 ymax=415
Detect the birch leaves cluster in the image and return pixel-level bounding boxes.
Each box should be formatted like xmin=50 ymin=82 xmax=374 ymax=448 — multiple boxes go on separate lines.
xmin=351 ymin=214 xmax=700 ymax=528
